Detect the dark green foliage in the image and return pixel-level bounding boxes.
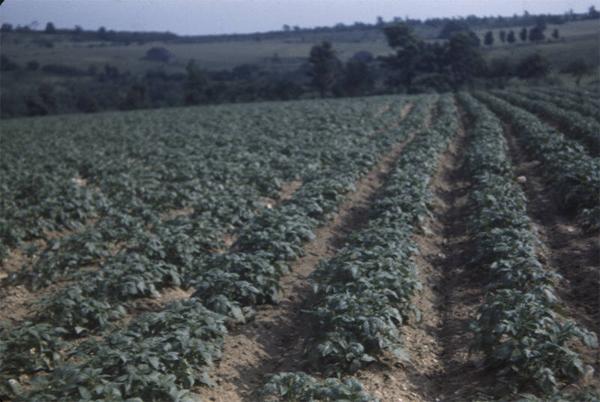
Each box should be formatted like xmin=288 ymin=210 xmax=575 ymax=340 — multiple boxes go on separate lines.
xmin=495 ymin=90 xmax=600 ymax=155
xmin=262 ymin=372 xmax=378 ymax=401
xmin=519 ymin=27 xmax=528 ymax=41
xmin=460 ymin=93 xmax=597 ymax=395
xmin=305 ymin=96 xmax=458 ymax=374
xmin=477 ymin=91 xmax=599 ymax=226
xmin=308 ymin=41 xmax=343 ymax=97
xmin=1 ymin=95 xmax=423 ymax=400
xmin=343 ymin=59 xmax=374 ymax=96
xmin=22 ymin=299 xmax=227 ymax=401
xmin=516 ymin=54 xmax=550 ymax=79
xmin=561 ymin=59 xmax=592 ymax=85
xmin=143 ymin=47 xmax=173 ymax=63
xmin=507 ymin=30 xmax=516 ymax=43
xmin=0 ymin=55 xmax=19 ymax=71
xmin=184 ymin=59 xmax=207 ymax=105
xmin=528 ymin=25 xmax=546 ymax=42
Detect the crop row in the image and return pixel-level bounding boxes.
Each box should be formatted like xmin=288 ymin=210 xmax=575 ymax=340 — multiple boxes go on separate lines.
xmin=459 ymin=93 xmax=597 ymax=396
xmin=492 ymin=90 xmax=600 ymax=155
xmin=525 ymin=88 xmax=600 ymax=124
xmin=537 ymin=87 xmax=600 ymax=109
xmin=475 ymin=91 xmax=600 ymax=232
xmin=2 ymin=96 xmax=434 ymax=400
xmin=262 ymin=95 xmax=459 ymax=400
xmin=306 ymin=94 xmax=458 ymax=372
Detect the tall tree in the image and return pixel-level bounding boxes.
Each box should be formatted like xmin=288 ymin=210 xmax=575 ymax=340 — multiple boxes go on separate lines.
xmin=552 ymin=28 xmax=560 ymax=39
xmin=343 ymin=59 xmax=374 ymax=96
xmin=484 ymin=31 xmax=495 ymax=46
xmin=184 ymin=60 xmax=207 ymax=105
xmin=382 ymin=23 xmax=423 ymax=88
xmin=519 ymin=27 xmax=528 ymax=41
xmin=308 ymin=41 xmax=342 ymax=97
xmin=507 ymin=30 xmax=516 ymax=43
xmin=447 ymin=32 xmax=486 ymax=87
xmin=45 ymin=22 xmax=56 ymax=33
xmin=529 ymin=25 xmax=546 ymax=42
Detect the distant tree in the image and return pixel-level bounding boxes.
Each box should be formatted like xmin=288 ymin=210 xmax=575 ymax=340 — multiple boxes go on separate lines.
xmin=528 ymin=25 xmax=545 ymax=42
xmin=484 ymin=31 xmax=494 ymax=46
xmin=383 ymin=23 xmax=423 ymax=88
xmin=552 ymin=28 xmax=560 ymax=39
xmin=308 ymin=41 xmax=342 ymax=97
xmin=26 ymin=60 xmax=39 ymax=71
xmin=589 ymin=6 xmax=600 ymax=19
xmin=351 ymin=50 xmax=374 ymax=63
xmin=507 ymin=30 xmax=516 ymax=44
xmin=519 ymin=27 xmax=528 ymax=41
xmin=293 ymin=26 xmax=301 ymax=31
xmin=438 ymin=20 xmax=470 ymax=39
xmin=534 ymin=16 xmax=547 ymax=30
xmin=144 ymin=47 xmax=173 ymax=62
xmin=76 ymin=93 xmax=99 ymax=113
xmin=376 ymin=16 xmax=385 ymax=26
xmin=466 ymin=30 xmax=481 ymax=47
xmin=184 ymin=59 xmax=207 ymax=104
xmin=1 ymin=23 xmax=13 ymax=32
xmin=499 ymin=30 xmax=506 ymax=43
xmin=343 ymin=59 xmax=374 ymax=96
xmin=447 ymin=32 xmax=486 ymax=87
xmin=282 ymin=24 xmax=291 ymax=32
xmin=232 ymin=64 xmax=260 ymax=80
xmin=73 ymin=25 xmax=83 ymax=34
xmin=0 ymin=55 xmax=19 ymax=71
xmin=516 ymin=53 xmax=550 ymax=79
xmin=97 ymin=26 xmax=108 ymax=40
xmin=120 ymin=84 xmax=147 ymax=110
xmin=561 ymin=59 xmax=592 ymax=86
xmin=45 ymin=22 xmax=56 ymax=33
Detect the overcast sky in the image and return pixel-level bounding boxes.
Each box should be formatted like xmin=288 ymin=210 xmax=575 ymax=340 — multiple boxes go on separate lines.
xmin=1 ymin=0 xmax=598 ymax=35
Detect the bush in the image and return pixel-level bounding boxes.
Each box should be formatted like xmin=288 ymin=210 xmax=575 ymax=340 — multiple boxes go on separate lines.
xmin=516 ymin=53 xmax=550 ymax=79
xmin=0 ymin=55 xmax=19 ymax=71
xmin=41 ymin=64 xmax=87 ymax=76
xmin=143 ymin=47 xmax=173 ymax=62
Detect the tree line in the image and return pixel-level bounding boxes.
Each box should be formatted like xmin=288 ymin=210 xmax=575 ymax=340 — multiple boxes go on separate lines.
xmin=0 ymin=17 xmax=596 ymax=118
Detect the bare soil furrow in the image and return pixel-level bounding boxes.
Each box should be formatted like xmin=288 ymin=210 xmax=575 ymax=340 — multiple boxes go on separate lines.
xmin=196 ymin=107 xmax=425 ymax=402
xmin=358 ymin=101 xmax=496 ymax=402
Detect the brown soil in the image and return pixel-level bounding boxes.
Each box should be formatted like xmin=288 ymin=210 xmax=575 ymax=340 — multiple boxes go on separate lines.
xmin=357 ymin=99 xmax=499 ymax=402
xmin=159 ymin=206 xmax=195 ymax=221
xmin=195 ymin=103 xmax=429 ymax=402
xmin=502 ymin=123 xmax=600 ymax=377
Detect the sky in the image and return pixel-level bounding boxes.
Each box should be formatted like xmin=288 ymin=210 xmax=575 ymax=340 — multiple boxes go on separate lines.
xmin=0 ymin=0 xmax=598 ymax=35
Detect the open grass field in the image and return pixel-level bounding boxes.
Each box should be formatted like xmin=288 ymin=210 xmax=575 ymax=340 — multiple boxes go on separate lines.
xmin=1 ymin=87 xmax=599 ymax=401
xmin=2 ymin=19 xmax=598 ymax=73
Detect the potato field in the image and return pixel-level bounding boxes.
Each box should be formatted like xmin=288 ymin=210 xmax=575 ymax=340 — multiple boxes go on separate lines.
xmin=0 ymin=89 xmax=598 ymax=401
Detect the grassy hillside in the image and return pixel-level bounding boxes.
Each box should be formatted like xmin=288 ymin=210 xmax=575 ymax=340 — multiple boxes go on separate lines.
xmin=2 ymin=19 xmax=598 ymax=73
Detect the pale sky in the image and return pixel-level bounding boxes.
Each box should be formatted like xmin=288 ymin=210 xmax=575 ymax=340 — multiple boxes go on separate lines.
xmin=0 ymin=0 xmax=598 ymax=35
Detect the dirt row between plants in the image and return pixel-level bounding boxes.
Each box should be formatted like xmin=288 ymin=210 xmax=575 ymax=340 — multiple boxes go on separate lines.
xmin=354 ymin=101 xmax=500 ymax=402
xmin=502 ymin=123 xmax=600 ymax=381
xmin=195 ymin=102 xmax=426 ymax=402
